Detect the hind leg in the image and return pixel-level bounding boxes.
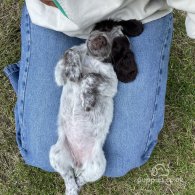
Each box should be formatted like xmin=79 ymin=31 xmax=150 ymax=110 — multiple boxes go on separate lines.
xmin=49 ymin=140 xmax=79 ymax=195
xmin=75 ymin=148 xmax=106 ymax=189
xmin=63 ymin=169 xmax=79 ymax=195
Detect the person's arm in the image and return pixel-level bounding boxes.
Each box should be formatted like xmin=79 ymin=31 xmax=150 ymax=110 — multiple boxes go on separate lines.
xmin=167 ymin=0 xmax=195 ymax=39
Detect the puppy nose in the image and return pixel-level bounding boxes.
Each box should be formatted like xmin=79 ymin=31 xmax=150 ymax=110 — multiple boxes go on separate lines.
xmin=91 ymin=36 xmax=107 ymax=50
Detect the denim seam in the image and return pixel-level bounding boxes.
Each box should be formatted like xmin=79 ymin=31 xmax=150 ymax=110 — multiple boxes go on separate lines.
xmin=143 ymin=14 xmax=173 ymax=156
xmin=19 ymin=11 xmax=31 ymax=150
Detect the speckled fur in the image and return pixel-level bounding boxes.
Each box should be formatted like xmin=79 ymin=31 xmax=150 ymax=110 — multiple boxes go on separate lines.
xmin=49 ymin=28 xmax=121 ymax=195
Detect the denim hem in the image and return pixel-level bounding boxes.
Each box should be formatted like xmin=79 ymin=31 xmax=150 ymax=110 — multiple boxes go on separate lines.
xmin=23 ymin=158 xmax=56 ymax=173
xmin=3 ymin=63 xmax=19 ymax=78
xmin=142 ymin=14 xmax=173 ymax=160
xmin=104 ymin=155 xmax=149 ymax=178
xmin=3 ymin=63 xmax=20 ymax=94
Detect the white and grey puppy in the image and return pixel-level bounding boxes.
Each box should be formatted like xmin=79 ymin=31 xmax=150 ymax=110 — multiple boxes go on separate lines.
xmin=49 ymin=27 xmax=123 ymax=195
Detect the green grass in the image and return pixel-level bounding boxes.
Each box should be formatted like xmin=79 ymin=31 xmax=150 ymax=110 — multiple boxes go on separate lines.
xmin=0 ymin=1 xmax=194 ymax=194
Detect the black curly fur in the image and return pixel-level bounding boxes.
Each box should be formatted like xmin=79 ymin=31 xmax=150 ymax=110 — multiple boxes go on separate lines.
xmin=93 ymin=19 xmax=144 ymax=83
xmin=93 ymin=19 xmax=143 ymax=37
xmin=111 ymin=36 xmax=137 ymax=83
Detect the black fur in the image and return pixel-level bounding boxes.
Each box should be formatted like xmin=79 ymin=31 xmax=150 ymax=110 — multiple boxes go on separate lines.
xmin=117 ymin=19 xmax=143 ymax=37
xmin=93 ymin=19 xmax=143 ymax=37
xmin=93 ymin=20 xmax=118 ymax=32
xmin=111 ymin=36 xmax=137 ymax=83
xmin=93 ymin=19 xmax=144 ymax=83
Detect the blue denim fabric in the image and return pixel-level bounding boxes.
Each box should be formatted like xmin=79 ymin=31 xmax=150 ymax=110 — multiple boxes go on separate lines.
xmin=3 ymin=5 xmax=173 ymax=177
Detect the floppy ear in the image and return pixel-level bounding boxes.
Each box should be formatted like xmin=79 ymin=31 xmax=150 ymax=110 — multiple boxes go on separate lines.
xmin=92 ymin=19 xmax=119 ymax=32
xmin=111 ymin=36 xmax=138 ymax=83
xmin=118 ymin=19 xmax=144 ymax=37
xmin=93 ymin=19 xmax=143 ymax=37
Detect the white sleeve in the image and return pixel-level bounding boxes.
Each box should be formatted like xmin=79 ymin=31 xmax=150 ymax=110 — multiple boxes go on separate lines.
xmin=167 ymin=0 xmax=195 ymax=39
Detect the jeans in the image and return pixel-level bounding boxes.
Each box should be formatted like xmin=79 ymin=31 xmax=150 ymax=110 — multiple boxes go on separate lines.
xmin=3 ymin=5 xmax=173 ymax=177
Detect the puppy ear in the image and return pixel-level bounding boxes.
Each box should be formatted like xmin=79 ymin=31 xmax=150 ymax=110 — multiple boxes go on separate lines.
xmin=114 ymin=50 xmax=138 ymax=83
xmin=92 ymin=19 xmax=119 ymax=32
xmin=118 ymin=19 xmax=144 ymax=37
xmin=111 ymin=37 xmax=138 ymax=83
xmin=93 ymin=19 xmax=143 ymax=37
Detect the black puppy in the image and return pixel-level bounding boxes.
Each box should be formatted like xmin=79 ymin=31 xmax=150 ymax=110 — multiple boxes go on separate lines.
xmin=93 ymin=19 xmax=144 ymax=83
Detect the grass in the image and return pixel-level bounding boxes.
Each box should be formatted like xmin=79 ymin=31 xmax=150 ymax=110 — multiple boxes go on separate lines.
xmin=0 ymin=1 xmax=194 ymax=194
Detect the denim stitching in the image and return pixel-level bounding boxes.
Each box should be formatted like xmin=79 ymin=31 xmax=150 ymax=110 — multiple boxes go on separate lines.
xmin=142 ymin=14 xmax=173 ymax=157
xmin=19 ymin=10 xmax=31 ymax=150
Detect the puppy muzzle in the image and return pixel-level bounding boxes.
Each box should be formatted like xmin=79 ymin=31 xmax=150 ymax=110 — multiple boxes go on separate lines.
xmin=90 ymin=36 xmax=107 ymax=50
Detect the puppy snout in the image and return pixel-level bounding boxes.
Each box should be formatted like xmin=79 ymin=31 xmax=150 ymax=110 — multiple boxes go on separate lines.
xmin=91 ymin=36 xmax=107 ymax=50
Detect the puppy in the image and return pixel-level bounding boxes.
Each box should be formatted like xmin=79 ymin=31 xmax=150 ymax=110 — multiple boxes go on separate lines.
xmin=49 ymin=19 xmax=143 ymax=195
xmin=93 ymin=19 xmax=143 ymax=82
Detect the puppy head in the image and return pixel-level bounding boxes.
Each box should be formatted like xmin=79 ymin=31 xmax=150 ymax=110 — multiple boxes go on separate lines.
xmin=86 ymin=26 xmax=123 ymax=61
xmin=89 ymin=19 xmax=143 ymax=83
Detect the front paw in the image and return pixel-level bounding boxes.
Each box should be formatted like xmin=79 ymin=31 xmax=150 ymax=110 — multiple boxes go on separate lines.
xmin=63 ymin=49 xmax=82 ymax=82
xmin=80 ymin=92 xmax=96 ymax=111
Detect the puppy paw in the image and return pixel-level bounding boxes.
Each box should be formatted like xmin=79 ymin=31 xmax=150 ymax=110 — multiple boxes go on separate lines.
xmin=80 ymin=73 xmax=102 ymax=111
xmin=75 ymin=176 xmax=86 ymax=190
xmin=80 ymin=92 xmax=96 ymax=111
xmin=63 ymin=49 xmax=82 ymax=82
